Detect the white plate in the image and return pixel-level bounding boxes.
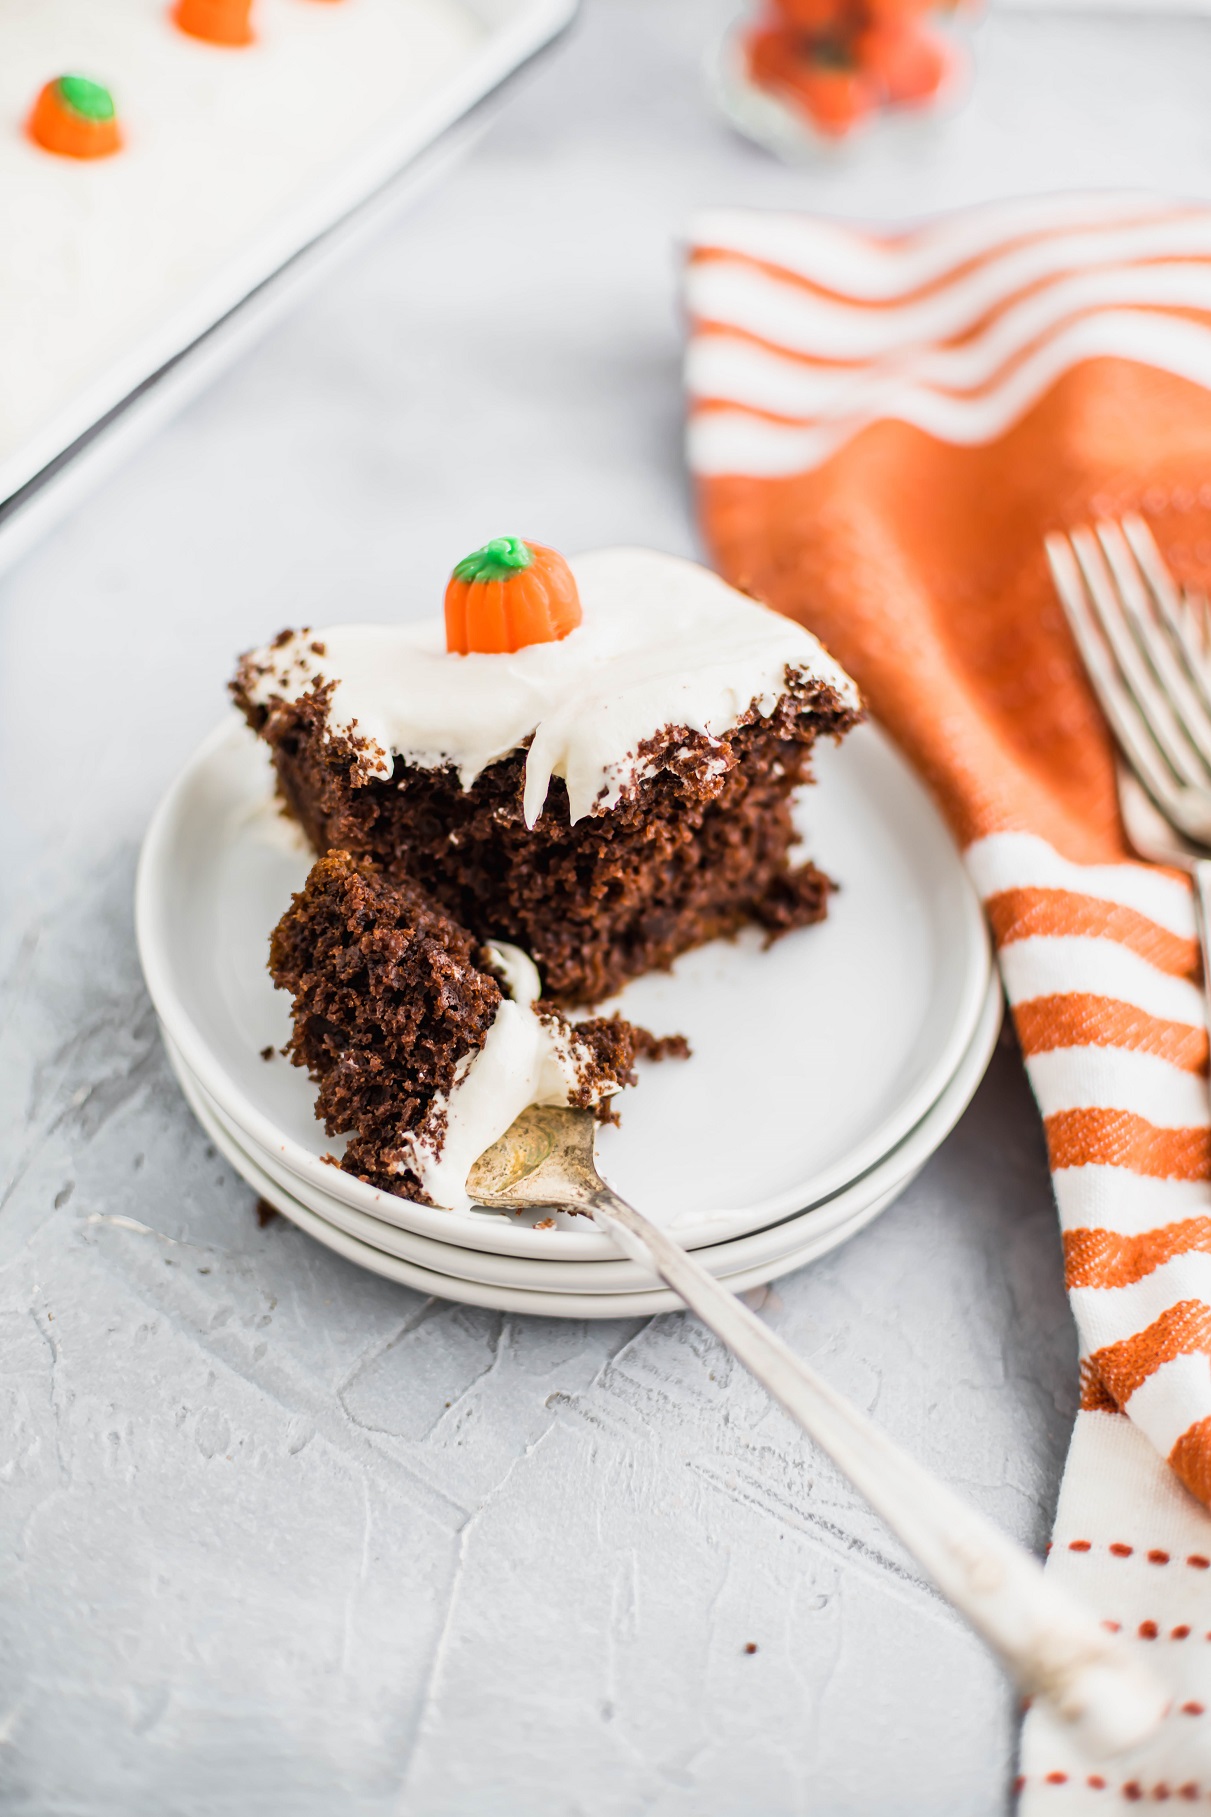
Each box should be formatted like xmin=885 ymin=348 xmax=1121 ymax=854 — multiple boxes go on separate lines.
xmin=175 ymin=1050 xmax=930 ymax=1319
xmin=137 ymin=712 xmax=992 ymax=1252
xmin=164 ymin=966 xmax=1000 ymax=1295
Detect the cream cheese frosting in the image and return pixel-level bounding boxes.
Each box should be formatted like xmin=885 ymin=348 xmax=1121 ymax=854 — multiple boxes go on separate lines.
xmin=398 ymin=942 xmax=611 ymax=1213
xmin=244 ymin=546 xmax=859 ymax=827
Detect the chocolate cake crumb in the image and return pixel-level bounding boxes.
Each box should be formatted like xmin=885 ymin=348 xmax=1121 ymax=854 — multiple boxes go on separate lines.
xmin=259 ymin=1045 xmax=275 ymax=1062
xmin=744 ymin=1643 xmax=758 ymax=1656
xmin=255 ymin=1199 xmax=279 ymax=1228
xmin=633 ymin=1029 xmax=691 ymax=1063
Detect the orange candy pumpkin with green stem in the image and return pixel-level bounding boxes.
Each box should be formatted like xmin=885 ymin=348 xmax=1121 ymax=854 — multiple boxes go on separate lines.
xmin=444 ymin=538 xmax=582 ymax=656
xmin=27 ymin=76 xmax=122 ymax=160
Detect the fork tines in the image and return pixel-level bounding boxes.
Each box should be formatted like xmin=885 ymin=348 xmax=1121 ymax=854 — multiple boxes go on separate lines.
xmin=1045 ymin=515 xmax=1211 ymax=848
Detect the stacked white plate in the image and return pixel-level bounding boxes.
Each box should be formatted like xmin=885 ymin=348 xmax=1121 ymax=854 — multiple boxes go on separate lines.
xmin=136 ymin=716 xmax=1000 ymax=1318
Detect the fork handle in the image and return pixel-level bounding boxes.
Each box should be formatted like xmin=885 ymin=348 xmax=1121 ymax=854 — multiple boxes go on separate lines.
xmin=589 ymin=1185 xmax=1167 ymax=1759
xmin=1193 ymin=860 xmax=1211 ymax=1042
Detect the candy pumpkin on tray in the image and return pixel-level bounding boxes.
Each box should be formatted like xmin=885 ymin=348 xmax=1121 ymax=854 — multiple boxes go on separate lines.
xmin=27 ymin=76 xmax=123 ymax=160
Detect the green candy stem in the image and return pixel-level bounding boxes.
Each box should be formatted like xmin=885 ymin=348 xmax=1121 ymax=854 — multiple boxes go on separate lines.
xmin=55 ymin=75 xmax=116 ymax=122
xmin=452 ymin=537 xmax=534 ymax=585
xmin=809 ymin=39 xmax=856 ymax=71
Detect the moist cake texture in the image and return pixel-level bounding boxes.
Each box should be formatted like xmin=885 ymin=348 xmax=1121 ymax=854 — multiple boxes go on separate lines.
xmin=237 ymin=547 xmax=863 ymax=1005
xmin=271 ymin=850 xmax=663 ymax=1209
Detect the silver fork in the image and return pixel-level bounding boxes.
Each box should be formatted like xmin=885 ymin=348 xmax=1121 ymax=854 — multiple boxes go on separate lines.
xmin=1045 ymin=516 xmax=1211 ymax=1035
xmin=469 ymin=1105 xmax=1166 ymax=1754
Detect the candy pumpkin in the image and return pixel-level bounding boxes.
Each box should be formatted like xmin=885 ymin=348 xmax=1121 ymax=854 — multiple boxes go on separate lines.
xmin=27 ymin=76 xmax=122 ymax=160
xmin=854 ymin=19 xmax=951 ymax=102
xmin=747 ymin=31 xmax=876 ymax=136
xmin=173 ymin=0 xmax=254 ymax=47
xmin=769 ymin=0 xmax=849 ymax=30
xmin=444 ymin=538 xmax=582 ymax=656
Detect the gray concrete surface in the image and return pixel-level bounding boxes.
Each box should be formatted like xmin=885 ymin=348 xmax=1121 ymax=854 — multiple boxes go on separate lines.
xmin=7 ymin=0 xmax=1208 ymax=1808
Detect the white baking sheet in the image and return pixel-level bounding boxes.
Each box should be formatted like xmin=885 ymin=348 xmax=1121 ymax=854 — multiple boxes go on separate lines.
xmin=0 ymin=0 xmax=577 ymax=573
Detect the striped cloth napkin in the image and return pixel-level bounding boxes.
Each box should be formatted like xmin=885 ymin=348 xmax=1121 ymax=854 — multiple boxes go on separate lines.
xmin=684 ymin=192 xmax=1211 ymax=1803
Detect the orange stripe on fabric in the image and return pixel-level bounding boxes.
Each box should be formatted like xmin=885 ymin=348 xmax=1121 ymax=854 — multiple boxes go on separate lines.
xmin=987 ymin=888 xmax=1199 ymax=977
xmin=686 ymin=215 xmax=1209 ymax=311
xmin=688 ymin=319 xmax=865 ymax=370
xmin=686 ymin=302 xmax=1211 ymax=393
xmin=1015 ymin=996 xmax=1208 ymax=1073
xmin=1046 ymin=1109 xmax=1211 ymax=1180
xmin=1066 ymin=1221 xmax=1211 ymax=1289
xmin=1171 ymin=1416 xmax=1211 ymax=1507
xmin=1092 ymin=1301 xmax=1211 ymax=1405
xmin=688 ymin=392 xmax=838 ymax=427
xmin=1080 ymin=1358 xmax=1125 ymax=1413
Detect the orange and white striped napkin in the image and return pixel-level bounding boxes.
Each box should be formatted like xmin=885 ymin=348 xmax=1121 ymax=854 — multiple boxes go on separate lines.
xmin=685 ymin=193 xmax=1211 ymax=1802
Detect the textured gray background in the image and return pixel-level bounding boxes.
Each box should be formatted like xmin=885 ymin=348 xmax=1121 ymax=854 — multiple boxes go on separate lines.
xmin=5 ymin=0 xmax=1208 ymax=1809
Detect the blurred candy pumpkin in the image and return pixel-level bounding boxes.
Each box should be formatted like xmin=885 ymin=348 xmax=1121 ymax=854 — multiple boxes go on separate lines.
xmin=27 ymin=76 xmax=122 ymax=159
xmin=743 ymin=0 xmax=969 ymax=139
xmin=747 ymin=30 xmax=876 ymax=135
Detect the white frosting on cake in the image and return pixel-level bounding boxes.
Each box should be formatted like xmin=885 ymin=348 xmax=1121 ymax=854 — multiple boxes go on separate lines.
xmin=244 ymin=546 xmax=859 ymax=827
xmin=0 ymin=0 xmax=483 ymax=481
xmin=398 ymin=942 xmax=609 ymax=1213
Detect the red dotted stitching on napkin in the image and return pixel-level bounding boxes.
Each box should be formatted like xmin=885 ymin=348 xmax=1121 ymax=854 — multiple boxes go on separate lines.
xmin=1024 ymin=1773 xmax=1207 ymax=1798
xmin=1140 ymin=1621 xmax=1160 ymax=1639
xmin=1010 ymin=1780 xmax=1207 ymax=1795
xmin=1063 ymin=1540 xmax=1211 ymax=1570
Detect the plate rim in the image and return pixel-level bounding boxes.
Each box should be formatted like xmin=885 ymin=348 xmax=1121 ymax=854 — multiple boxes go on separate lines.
xmin=163 ymin=967 xmax=1001 ymax=1291
xmin=136 ymin=713 xmax=992 ymax=1253
xmin=176 ymin=1056 xmax=931 ymax=1322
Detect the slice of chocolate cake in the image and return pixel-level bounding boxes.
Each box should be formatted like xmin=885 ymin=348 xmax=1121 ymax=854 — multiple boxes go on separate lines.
xmin=236 ymin=544 xmax=863 ymax=1006
xmin=270 ymin=850 xmax=662 ymax=1209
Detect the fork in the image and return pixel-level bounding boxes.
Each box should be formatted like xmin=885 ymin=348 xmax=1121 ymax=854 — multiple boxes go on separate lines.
xmin=1045 ymin=515 xmax=1211 ymax=1036
xmin=469 ymin=1105 xmax=1167 ymax=1754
